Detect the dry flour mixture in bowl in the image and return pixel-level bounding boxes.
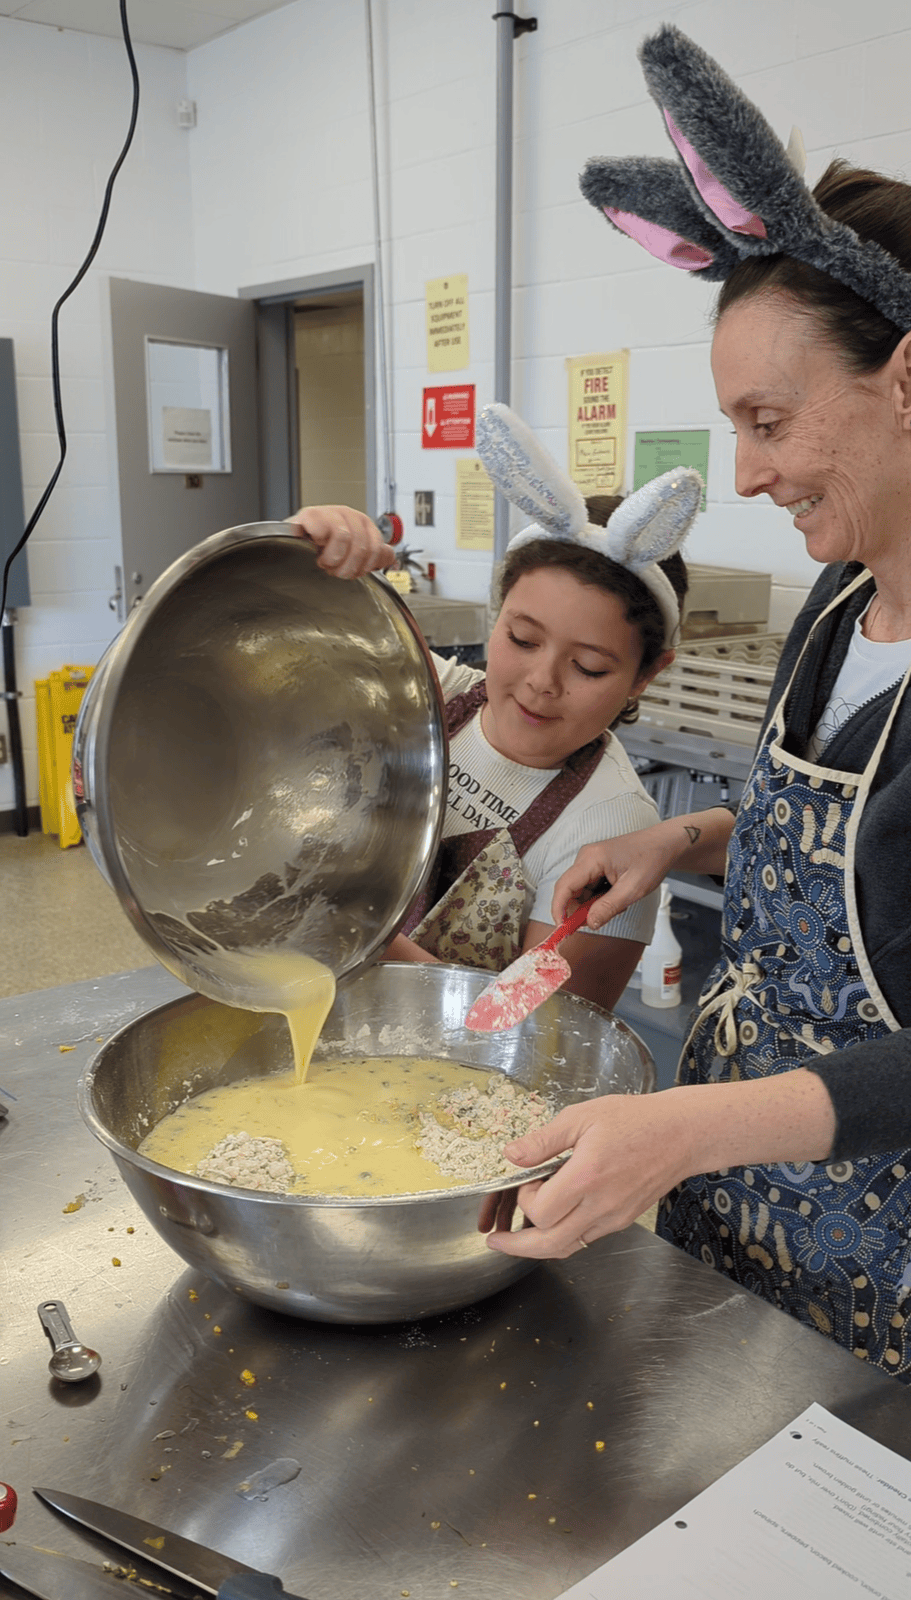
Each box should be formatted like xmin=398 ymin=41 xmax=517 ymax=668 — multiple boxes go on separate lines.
xmin=79 ymin=963 xmax=655 ymax=1324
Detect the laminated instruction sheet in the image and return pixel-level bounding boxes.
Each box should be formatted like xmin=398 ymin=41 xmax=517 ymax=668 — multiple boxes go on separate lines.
xmin=559 ymin=1403 xmax=911 ymax=1598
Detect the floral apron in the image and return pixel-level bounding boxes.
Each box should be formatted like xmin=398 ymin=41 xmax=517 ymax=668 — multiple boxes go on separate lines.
xmin=657 ymin=570 xmax=911 ymax=1377
xmin=401 ymin=681 xmax=604 ymax=970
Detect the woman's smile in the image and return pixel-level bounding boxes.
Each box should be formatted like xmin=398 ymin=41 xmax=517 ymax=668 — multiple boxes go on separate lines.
xmin=712 ymin=292 xmax=911 ymax=572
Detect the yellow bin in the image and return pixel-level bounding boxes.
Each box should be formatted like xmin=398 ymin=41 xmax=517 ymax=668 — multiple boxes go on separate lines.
xmin=35 ymin=665 xmax=94 ymax=848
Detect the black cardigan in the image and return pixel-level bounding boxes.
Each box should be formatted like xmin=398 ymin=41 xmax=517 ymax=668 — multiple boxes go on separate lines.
xmin=732 ymin=562 xmax=911 ymax=1160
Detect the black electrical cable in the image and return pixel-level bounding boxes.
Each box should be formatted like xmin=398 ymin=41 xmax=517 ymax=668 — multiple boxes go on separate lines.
xmin=0 ymin=0 xmax=140 ymax=621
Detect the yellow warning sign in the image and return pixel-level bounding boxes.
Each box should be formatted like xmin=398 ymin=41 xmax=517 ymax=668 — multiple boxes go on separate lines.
xmin=566 ymin=349 xmax=628 ymax=495
xmin=426 ymin=273 xmax=469 ymax=372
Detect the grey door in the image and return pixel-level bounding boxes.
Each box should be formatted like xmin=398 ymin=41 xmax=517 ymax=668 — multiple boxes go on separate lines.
xmin=107 ymin=277 xmax=260 ymax=618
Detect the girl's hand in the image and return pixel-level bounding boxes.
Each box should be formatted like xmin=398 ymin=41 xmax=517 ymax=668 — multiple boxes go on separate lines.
xmin=482 ymin=1094 xmax=697 ymax=1259
xmin=287 ymin=505 xmax=396 ymax=579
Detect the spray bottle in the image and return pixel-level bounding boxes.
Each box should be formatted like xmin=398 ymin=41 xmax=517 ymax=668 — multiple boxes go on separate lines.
xmin=641 ymin=883 xmax=682 ymax=1008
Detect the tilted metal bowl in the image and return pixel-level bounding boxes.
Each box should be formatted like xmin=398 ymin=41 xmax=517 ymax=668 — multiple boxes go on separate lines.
xmin=79 ymin=963 xmax=655 ymax=1324
xmin=72 ymin=523 xmax=447 ymax=1011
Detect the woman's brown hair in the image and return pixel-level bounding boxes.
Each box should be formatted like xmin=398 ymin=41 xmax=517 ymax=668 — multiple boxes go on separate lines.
xmin=715 ymin=160 xmax=911 ymax=372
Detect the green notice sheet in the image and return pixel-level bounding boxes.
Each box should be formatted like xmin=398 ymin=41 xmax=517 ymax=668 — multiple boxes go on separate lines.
xmin=633 ymin=429 xmax=709 ymax=510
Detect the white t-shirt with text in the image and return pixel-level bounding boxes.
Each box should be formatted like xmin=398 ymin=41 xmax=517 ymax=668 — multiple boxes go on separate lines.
xmin=434 ymin=655 xmax=659 ymax=945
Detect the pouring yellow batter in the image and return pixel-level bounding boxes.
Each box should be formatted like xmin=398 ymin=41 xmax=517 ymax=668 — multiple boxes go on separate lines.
xmin=210 ymin=948 xmax=337 ymax=1082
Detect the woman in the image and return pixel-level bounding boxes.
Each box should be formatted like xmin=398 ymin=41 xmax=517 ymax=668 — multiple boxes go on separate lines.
xmin=291 ymin=463 xmax=693 ymax=1012
xmin=485 ymin=31 xmax=911 ymax=1380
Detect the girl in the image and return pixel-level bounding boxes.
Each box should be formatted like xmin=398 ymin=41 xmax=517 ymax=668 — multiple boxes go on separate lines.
xmin=293 ymin=405 xmax=700 ymax=1012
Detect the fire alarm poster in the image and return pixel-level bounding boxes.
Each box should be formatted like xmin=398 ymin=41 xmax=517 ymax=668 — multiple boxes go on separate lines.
xmin=426 ymin=274 xmax=469 ymax=372
xmin=455 ymin=459 xmax=494 ymax=551
xmin=566 ymin=350 xmax=628 ymax=495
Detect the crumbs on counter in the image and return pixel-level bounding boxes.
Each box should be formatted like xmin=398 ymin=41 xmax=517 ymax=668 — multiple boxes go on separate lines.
xmin=240 ymin=1369 xmax=256 ymax=1386
xmin=111 ymin=1258 xmax=121 ymax=1267
xmin=221 ymin=1441 xmax=244 ymax=1460
xmin=58 ymin=1044 xmax=75 ymax=1053
xmin=62 ymin=1196 xmax=85 ymax=1213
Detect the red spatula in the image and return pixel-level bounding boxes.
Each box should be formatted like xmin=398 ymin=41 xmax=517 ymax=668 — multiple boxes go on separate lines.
xmin=465 ymin=895 xmax=599 ymax=1032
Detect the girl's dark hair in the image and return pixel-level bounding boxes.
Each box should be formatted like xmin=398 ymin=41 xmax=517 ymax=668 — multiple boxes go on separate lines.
xmin=498 ymin=493 xmax=688 ymax=727
xmin=715 ymin=160 xmax=911 ymax=372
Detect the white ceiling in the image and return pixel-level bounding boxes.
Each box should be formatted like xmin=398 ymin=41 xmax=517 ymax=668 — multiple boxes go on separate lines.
xmin=0 ymin=0 xmax=298 ymax=51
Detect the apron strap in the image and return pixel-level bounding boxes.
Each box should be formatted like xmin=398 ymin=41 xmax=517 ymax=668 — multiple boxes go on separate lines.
xmin=509 ymin=734 xmax=606 ymax=856
xmin=402 ymin=681 xmax=607 ymax=935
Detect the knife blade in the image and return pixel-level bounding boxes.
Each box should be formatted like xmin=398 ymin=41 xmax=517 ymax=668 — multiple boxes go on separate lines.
xmin=32 ymin=1490 xmax=308 ymax=1600
xmin=0 ymin=1541 xmax=191 ymax=1600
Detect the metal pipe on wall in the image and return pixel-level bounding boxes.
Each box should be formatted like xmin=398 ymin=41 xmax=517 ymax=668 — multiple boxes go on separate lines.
xmin=2 ymin=613 xmax=28 ymax=837
xmin=365 ymin=0 xmax=395 ymax=521
xmin=492 ymin=10 xmax=536 ymax=567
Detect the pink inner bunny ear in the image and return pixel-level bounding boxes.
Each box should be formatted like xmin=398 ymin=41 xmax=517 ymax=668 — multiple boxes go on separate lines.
xmin=664 ymin=110 xmax=767 ymax=240
xmin=603 ymin=207 xmax=714 ymax=269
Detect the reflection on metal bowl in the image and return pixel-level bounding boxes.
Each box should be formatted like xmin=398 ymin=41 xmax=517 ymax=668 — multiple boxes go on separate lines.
xmin=72 ymin=523 xmax=446 ymax=1011
xmin=79 ymin=964 xmax=655 ymax=1324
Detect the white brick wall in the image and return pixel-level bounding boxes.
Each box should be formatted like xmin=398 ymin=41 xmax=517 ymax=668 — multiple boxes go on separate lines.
xmin=4 ymin=1 xmax=911 ymax=814
xmin=185 ymin=0 xmax=911 ymax=629
xmin=0 ymin=20 xmax=195 ymax=813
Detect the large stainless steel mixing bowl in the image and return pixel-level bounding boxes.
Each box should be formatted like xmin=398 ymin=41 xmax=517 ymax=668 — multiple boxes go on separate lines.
xmin=72 ymin=524 xmax=446 ymax=1011
xmin=79 ymin=963 xmax=655 ymax=1323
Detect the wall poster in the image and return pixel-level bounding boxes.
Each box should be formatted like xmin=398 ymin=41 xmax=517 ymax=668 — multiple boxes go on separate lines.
xmin=634 ymin=429 xmax=709 ymax=509
xmin=426 ymin=274 xmax=469 ymax=372
xmin=566 ymin=350 xmax=628 ymax=495
xmin=455 ymin=459 xmax=494 ymax=551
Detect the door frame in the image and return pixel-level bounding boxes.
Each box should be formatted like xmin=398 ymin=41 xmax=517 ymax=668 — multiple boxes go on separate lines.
xmin=241 ymin=266 xmax=376 ymax=522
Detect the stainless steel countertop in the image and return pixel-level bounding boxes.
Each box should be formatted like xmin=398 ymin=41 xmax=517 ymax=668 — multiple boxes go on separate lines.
xmin=4 ymin=967 xmax=911 ymax=1600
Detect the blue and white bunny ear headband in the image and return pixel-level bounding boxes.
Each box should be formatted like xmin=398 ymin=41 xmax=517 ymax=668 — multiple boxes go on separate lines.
xmin=475 ymin=402 xmax=701 ymax=649
xmin=579 ymin=23 xmax=911 ymax=332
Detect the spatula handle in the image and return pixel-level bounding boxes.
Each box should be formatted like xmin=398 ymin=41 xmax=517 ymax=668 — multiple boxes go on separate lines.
xmin=542 ymin=878 xmax=611 ymax=950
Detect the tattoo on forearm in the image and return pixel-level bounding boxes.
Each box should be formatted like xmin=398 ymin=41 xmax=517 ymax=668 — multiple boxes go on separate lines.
xmin=684 ymin=825 xmax=701 ymax=845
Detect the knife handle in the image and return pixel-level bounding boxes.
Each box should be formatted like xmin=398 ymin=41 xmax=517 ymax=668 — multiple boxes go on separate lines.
xmin=217 ymin=1576 xmax=308 ymax=1599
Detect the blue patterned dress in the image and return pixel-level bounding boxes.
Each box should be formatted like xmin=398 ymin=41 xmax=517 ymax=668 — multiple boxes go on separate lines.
xmin=657 ymin=574 xmax=911 ymax=1378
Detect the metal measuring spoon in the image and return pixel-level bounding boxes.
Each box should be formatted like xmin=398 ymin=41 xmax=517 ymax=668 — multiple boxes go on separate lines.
xmin=38 ymin=1300 xmax=101 ymax=1383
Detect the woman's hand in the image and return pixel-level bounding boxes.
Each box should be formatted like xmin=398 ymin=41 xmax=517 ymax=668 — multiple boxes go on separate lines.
xmin=552 ymin=809 xmax=735 ymax=930
xmin=551 ymin=827 xmax=682 ymax=931
xmin=286 ymin=505 xmax=396 ymax=579
xmin=481 ymin=1070 xmax=837 ymax=1259
xmin=483 ymin=1095 xmax=695 ymax=1258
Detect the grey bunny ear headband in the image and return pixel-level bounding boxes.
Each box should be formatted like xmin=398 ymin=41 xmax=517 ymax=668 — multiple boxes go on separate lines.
xmin=580 ymin=23 xmax=911 ymax=332
xmin=475 ymin=402 xmax=701 ymax=648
